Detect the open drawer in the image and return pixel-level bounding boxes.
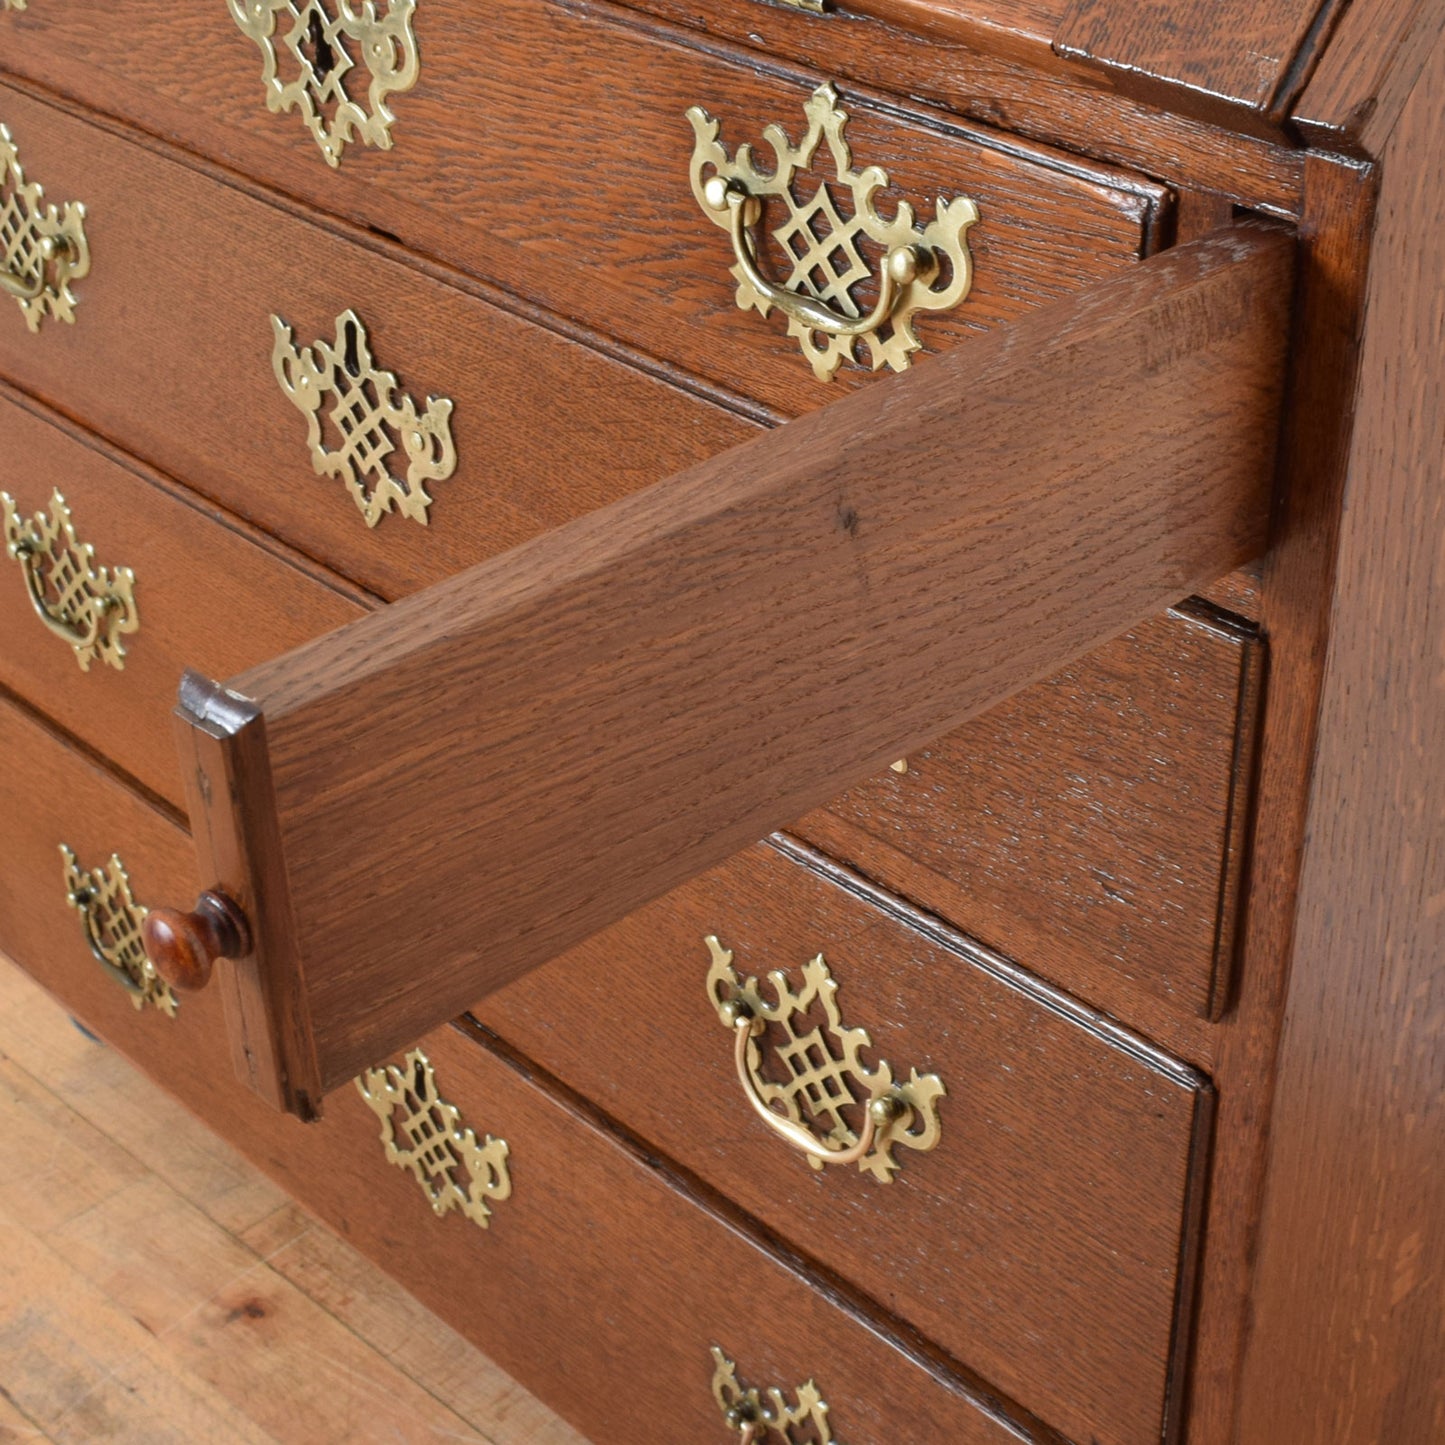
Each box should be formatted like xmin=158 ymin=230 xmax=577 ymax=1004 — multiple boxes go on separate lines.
xmin=142 ymin=226 xmax=1293 ymax=1117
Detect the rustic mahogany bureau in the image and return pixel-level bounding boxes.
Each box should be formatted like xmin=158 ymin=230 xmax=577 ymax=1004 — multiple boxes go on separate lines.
xmin=0 ymin=2 xmax=1440 ymax=1442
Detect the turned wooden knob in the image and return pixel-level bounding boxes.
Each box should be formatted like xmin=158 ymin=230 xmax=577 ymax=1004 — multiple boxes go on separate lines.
xmin=142 ymin=889 xmax=252 ymax=993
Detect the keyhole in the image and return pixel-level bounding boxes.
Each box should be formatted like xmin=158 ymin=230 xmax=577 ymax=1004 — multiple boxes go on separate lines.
xmin=306 ymin=8 xmax=337 ymax=79
xmin=342 ymin=319 xmax=362 ymax=377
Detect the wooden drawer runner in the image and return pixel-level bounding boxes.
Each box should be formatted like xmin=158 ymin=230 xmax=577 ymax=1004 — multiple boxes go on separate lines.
xmin=472 ymin=839 xmax=1214 ymax=1445
xmin=796 ymin=601 xmax=1264 ymax=1021
xmin=0 ymin=83 xmax=755 ymax=603
xmin=0 ymin=387 xmax=365 ymax=810
xmin=0 ymin=0 xmax=1170 ymax=417
xmin=0 ymin=698 xmax=1035 ymax=1445
xmin=0 ymin=377 xmax=1254 ymax=1029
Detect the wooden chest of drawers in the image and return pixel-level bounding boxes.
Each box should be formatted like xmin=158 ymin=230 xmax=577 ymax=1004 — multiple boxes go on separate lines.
xmin=1 ymin=4 xmax=1440 ymax=1444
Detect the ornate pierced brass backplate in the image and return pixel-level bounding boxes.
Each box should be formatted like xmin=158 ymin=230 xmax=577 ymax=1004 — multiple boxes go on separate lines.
xmin=711 ymin=1348 xmax=841 ymax=1444
xmin=271 ymin=308 xmax=456 ymax=528
xmin=0 ymin=125 xmax=90 ymax=331
xmin=228 ymin=0 xmax=421 ymax=167
xmin=687 ymin=83 xmax=977 ymax=381
xmin=61 ymin=847 xmax=178 ymax=1015
xmin=706 ymin=935 xmax=944 ymax=1182
xmin=2 ymin=491 xmax=139 ymax=670
xmin=356 ymin=1049 xmax=512 ymax=1229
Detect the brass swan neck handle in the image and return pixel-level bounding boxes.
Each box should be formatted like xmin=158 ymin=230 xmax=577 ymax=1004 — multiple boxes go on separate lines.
xmin=702 ymin=174 xmax=928 ymax=341
xmin=0 ymin=233 xmax=73 ymax=301
xmin=722 ymin=1000 xmax=904 ymax=1167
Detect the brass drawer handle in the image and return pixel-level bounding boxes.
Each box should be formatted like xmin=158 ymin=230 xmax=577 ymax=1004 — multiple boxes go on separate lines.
xmin=706 ymin=936 xmax=944 ymax=1182
xmin=726 ymin=1008 xmax=901 ymax=1169
xmin=356 ymin=1049 xmax=512 ymax=1229
xmin=712 ymin=1348 xmax=839 ymax=1443
xmin=228 ymin=0 xmax=421 ymax=168
xmin=60 ymin=846 xmax=178 ymax=1015
xmin=0 ymin=125 xmax=90 ymax=330
xmin=2 ymin=491 xmax=139 ymax=671
xmin=688 ymin=84 xmax=977 ymax=382
xmin=0 ymin=232 xmax=72 ymax=301
xmin=271 ymin=308 xmax=457 ymax=528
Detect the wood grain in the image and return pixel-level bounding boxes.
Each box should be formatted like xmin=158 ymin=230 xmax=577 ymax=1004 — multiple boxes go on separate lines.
xmin=1056 ymin=0 xmax=1345 ymax=125
xmin=0 ymin=9 xmax=1168 ymax=422
xmin=791 ymin=601 xmax=1263 ymax=1025
xmin=1293 ymin=0 xmax=1445 ymax=150
xmin=0 ymin=958 xmax=585 ymax=1445
xmin=0 ymin=378 xmax=1257 ymax=1046
xmin=0 ymin=82 xmax=756 ymax=604
xmin=1179 ymin=150 xmax=1382 ymax=1445
xmin=0 ymin=384 xmax=366 ymax=810
xmin=1237 ymin=32 xmax=1445 ymax=1445
xmin=0 ymin=713 xmax=1048 ymax=1445
xmin=178 ymin=225 xmax=1293 ymax=1105
xmin=599 ymin=0 xmax=1306 ymax=217
xmin=473 ymin=837 xmax=1213 ymax=1445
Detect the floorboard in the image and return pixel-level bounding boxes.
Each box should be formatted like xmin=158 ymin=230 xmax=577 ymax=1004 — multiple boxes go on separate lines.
xmin=0 ymin=955 xmax=587 ymax=1445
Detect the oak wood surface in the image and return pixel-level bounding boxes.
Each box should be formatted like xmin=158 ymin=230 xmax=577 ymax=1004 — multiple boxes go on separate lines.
xmin=0 ymin=329 xmax=1264 ymax=1056
xmin=1237 ymin=33 xmax=1445 ymax=1445
xmin=1177 ymin=150 xmax=1381 ymax=1445
xmin=1055 ymin=0 xmax=1343 ymax=125
xmin=601 ymin=0 xmax=1307 ymax=217
xmin=180 ymin=226 xmax=1292 ymax=1106
xmin=0 ymin=960 xmax=581 ymax=1445
xmin=792 ymin=600 xmax=1263 ymax=1025
xmin=0 ymin=703 xmax=1046 ymax=1445
xmin=0 ymin=0 xmax=1310 ymax=222
xmin=472 ymin=837 xmax=1213 ymax=1445
xmin=0 ymin=376 xmax=1259 ymax=1082
xmin=0 ymin=384 xmax=367 ymax=810
xmin=0 ymin=82 xmax=756 ymax=605
xmin=1293 ymin=0 xmax=1445 ymax=150
xmin=0 ymin=7 xmax=1169 ymax=414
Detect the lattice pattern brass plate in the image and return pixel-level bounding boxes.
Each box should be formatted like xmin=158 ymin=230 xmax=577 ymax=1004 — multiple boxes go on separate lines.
xmin=0 ymin=124 xmax=90 ymax=331
xmin=706 ymin=935 xmax=944 ymax=1182
xmin=61 ymin=847 xmax=178 ymax=1015
xmin=711 ymin=1348 xmax=840 ymax=1443
xmin=3 ymin=490 xmax=139 ymax=671
xmin=228 ymin=0 xmax=421 ymax=167
xmin=271 ymin=308 xmax=456 ymax=528
xmin=356 ymin=1049 xmax=512 ymax=1229
xmin=688 ymin=83 xmax=977 ymax=381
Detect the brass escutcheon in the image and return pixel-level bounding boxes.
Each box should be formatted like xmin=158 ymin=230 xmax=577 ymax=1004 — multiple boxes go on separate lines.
xmin=712 ymin=1348 xmax=841 ymax=1444
xmin=688 ymin=83 xmax=977 ymax=382
xmin=0 ymin=124 xmax=90 ymax=330
xmin=61 ymin=846 xmax=178 ymax=1016
xmin=228 ymin=0 xmax=421 ymax=168
xmin=706 ymin=935 xmax=944 ymax=1182
xmin=2 ymin=490 xmax=139 ymax=671
xmin=270 ymin=308 xmax=457 ymax=528
xmin=356 ymin=1049 xmax=512 ymax=1229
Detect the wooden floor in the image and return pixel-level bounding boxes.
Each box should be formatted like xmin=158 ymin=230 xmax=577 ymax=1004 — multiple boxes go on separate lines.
xmin=0 ymin=955 xmax=588 ymax=1445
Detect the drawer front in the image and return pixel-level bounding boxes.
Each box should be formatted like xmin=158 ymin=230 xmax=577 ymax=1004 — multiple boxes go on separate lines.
xmin=0 ymin=82 xmax=756 ymax=602
xmin=0 ymin=0 xmax=1169 ymax=414
xmin=796 ymin=602 xmax=1264 ymax=1021
xmin=0 ymin=700 xmax=1029 ymax=1445
xmin=472 ymin=840 xmax=1213 ymax=1445
xmin=0 ymin=388 xmax=365 ymax=810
